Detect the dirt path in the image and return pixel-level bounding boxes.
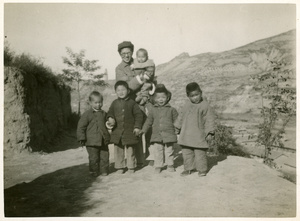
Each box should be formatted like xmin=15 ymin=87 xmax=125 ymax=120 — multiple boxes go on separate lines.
xmin=4 ymin=144 xmax=296 ymax=217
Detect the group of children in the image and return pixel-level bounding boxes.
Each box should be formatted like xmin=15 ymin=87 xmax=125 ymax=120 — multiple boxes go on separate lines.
xmin=77 ymin=48 xmax=216 ymax=178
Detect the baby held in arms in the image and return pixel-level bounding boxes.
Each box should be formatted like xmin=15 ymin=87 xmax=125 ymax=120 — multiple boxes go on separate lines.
xmin=131 ymin=48 xmax=156 ymax=106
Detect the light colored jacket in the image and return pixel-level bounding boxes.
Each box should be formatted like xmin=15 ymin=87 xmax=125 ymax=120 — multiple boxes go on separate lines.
xmin=175 ymin=99 xmax=216 ymax=148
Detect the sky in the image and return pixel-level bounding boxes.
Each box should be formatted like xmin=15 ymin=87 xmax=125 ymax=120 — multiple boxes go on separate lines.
xmin=4 ymin=3 xmax=296 ymax=79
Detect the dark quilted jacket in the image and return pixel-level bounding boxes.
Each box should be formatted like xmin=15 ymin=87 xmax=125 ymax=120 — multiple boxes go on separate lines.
xmin=107 ymin=98 xmax=143 ymax=145
xmin=77 ymin=109 xmax=110 ymax=146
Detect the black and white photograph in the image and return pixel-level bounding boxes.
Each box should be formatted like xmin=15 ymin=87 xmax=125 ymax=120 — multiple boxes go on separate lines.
xmin=2 ymin=1 xmax=298 ymax=219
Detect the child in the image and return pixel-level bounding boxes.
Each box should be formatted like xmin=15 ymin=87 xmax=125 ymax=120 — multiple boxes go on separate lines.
xmin=131 ymin=48 xmax=156 ymax=106
xmin=175 ymin=82 xmax=216 ymax=177
xmin=141 ymin=84 xmax=178 ymax=173
xmin=77 ymin=91 xmax=111 ymax=177
xmin=107 ymin=81 xmax=143 ymax=174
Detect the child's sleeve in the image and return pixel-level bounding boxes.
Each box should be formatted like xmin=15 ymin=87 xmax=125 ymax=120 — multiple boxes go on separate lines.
xmin=203 ymin=104 xmax=217 ymax=136
xmin=77 ymin=112 xmax=89 ymax=142
xmin=142 ymin=109 xmax=154 ymax=134
xmin=107 ymin=101 xmax=115 ymax=119
xmin=174 ymin=106 xmax=184 ymax=130
xmin=133 ymin=103 xmax=144 ymax=129
xmin=172 ymin=107 xmax=179 ymax=123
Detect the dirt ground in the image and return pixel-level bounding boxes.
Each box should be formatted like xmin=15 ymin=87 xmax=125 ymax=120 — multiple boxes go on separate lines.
xmin=4 ymin=140 xmax=296 ymax=217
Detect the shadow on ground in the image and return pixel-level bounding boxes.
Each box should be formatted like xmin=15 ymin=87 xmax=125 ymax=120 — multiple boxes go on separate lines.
xmin=4 ymin=163 xmax=96 ymax=217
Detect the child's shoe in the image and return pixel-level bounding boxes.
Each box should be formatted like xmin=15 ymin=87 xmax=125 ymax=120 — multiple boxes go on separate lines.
xmin=155 ymin=167 xmax=162 ymax=174
xmin=90 ymin=172 xmax=99 ymax=177
xmin=148 ymin=160 xmax=154 ymax=166
xmin=198 ymin=172 xmax=207 ymax=177
xmin=116 ymin=169 xmax=124 ymax=174
xmin=167 ymin=165 xmax=175 ymax=172
xmin=100 ymin=172 xmax=108 ymax=176
xmin=127 ymin=169 xmax=135 ymax=174
xmin=180 ymin=170 xmax=192 ymax=176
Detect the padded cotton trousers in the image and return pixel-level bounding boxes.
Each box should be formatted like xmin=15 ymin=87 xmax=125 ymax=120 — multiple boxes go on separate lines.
xmin=181 ymin=146 xmax=208 ymax=173
xmin=86 ymin=146 xmax=109 ymax=174
xmin=114 ymin=143 xmax=137 ymax=169
xmin=153 ymin=142 xmax=174 ymax=168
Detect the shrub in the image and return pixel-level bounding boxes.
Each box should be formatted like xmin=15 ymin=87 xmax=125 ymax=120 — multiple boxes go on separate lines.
xmin=4 ymin=41 xmax=14 ymax=66
xmin=210 ymin=124 xmax=249 ymax=157
xmin=250 ymin=48 xmax=296 ymax=165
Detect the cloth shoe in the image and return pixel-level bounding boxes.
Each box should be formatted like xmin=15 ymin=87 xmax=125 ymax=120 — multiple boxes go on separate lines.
xmin=198 ymin=172 xmax=207 ymax=177
xmin=180 ymin=170 xmax=192 ymax=176
xmin=90 ymin=172 xmax=99 ymax=177
xmin=167 ymin=166 xmax=175 ymax=172
xmin=148 ymin=160 xmax=154 ymax=167
xmin=116 ymin=169 xmax=124 ymax=174
xmin=127 ymin=169 xmax=135 ymax=174
xmin=155 ymin=167 xmax=162 ymax=173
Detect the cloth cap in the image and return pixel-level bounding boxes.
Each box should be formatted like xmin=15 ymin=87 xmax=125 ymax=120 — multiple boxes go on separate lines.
xmin=118 ymin=41 xmax=134 ymax=53
xmin=154 ymin=84 xmax=172 ymax=101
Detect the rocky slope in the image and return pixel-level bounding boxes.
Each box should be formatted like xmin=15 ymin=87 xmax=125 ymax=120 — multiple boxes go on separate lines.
xmin=4 ymin=67 xmax=71 ymax=152
xmin=156 ymin=29 xmax=296 ymax=114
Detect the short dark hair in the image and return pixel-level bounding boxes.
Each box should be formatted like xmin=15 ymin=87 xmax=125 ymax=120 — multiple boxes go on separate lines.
xmin=114 ymin=80 xmax=129 ymax=91
xmin=186 ymin=82 xmax=202 ymax=95
xmin=154 ymin=84 xmax=171 ymax=99
xmin=89 ymin=91 xmax=103 ymax=101
xmin=136 ymin=48 xmax=148 ymax=58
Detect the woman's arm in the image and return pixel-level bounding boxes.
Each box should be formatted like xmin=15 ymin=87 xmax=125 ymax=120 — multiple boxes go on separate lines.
xmin=142 ymin=110 xmax=154 ymax=134
xmin=115 ymin=66 xmax=143 ymax=92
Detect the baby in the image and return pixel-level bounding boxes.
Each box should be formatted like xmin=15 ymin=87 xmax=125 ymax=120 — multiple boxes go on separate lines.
xmin=131 ymin=48 xmax=156 ymax=105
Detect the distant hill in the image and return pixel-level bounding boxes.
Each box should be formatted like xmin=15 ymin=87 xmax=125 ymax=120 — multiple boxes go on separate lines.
xmin=156 ymin=29 xmax=296 ymax=114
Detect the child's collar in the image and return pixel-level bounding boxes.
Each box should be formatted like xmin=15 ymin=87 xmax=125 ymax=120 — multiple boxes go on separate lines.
xmin=154 ymin=103 xmax=171 ymax=107
xmin=92 ymin=108 xmax=102 ymax=112
xmin=118 ymin=96 xmax=130 ymax=101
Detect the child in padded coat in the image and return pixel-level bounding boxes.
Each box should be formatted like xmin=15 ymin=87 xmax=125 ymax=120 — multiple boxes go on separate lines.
xmin=77 ymin=91 xmax=111 ymax=177
xmin=107 ymin=81 xmax=143 ymax=174
xmin=141 ymin=84 xmax=178 ymax=173
xmin=175 ymin=82 xmax=216 ymax=177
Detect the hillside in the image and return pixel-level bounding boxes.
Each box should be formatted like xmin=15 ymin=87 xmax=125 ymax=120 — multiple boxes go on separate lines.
xmin=156 ymin=29 xmax=296 ymax=114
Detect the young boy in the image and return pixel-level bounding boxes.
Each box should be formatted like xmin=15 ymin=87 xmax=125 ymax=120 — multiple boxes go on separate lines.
xmin=107 ymin=81 xmax=143 ymax=174
xmin=131 ymin=48 xmax=156 ymax=106
xmin=175 ymin=82 xmax=216 ymax=177
xmin=77 ymin=91 xmax=111 ymax=177
xmin=141 ymin=84 xmax=178 ymax=173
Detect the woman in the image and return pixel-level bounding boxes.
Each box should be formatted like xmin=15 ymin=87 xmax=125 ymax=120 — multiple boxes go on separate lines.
xmin=115 ymin=41 xmax=154 ymax=167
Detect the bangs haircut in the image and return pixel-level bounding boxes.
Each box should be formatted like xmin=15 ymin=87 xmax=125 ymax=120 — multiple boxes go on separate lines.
xmin=186 ymin=82 xmax=202 ymax=95
xmin=114 ymin=80 xmax=129 ymax=91
xmin=89 ymin=91 xmax=103 ymax=101
xmin=154 ymin=87 xmax=168 ymax=96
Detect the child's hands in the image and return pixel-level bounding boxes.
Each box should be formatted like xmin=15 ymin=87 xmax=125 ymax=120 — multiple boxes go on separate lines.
xmin=133 ymin=128 xmax=141 ymax=137
xmin=205 ymin=133 xmax=214 ymax=145
xmin=108 ymin=117 xmax=115 ymax=126
xmin=138 ymin=130 xmax=144 ymax=136
xmin=175 ymin=127 xmax=181 ymax=135
xmin=130 ymin=64 xmax=135 ymax=71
